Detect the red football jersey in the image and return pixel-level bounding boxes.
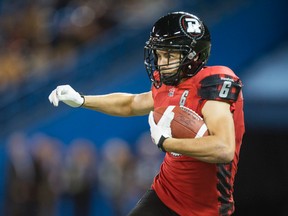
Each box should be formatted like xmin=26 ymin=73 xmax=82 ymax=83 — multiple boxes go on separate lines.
xmin=151 ymin=66 xmax=245 ymax=216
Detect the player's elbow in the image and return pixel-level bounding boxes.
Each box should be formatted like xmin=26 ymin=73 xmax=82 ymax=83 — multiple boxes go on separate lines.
xmin=217 ymin=145 xmax=235 ymax=163
xmin=221 ymin=151 xmax=234 ymax=163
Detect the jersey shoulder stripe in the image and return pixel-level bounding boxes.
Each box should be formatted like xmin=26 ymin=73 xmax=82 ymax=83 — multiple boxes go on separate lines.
xmin=197 ymin=66 xmax=242 ymax=103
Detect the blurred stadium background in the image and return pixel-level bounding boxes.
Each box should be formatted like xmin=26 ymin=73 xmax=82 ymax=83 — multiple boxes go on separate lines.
xmin=0 ymin=0 xmax=288 ymax=215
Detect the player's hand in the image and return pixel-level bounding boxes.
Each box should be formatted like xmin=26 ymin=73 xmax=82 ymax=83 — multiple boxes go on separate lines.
xmin=148 ymin=110 xmax=174 ymax=152
xmin=48 ymin=85 xmax=84 ymax=107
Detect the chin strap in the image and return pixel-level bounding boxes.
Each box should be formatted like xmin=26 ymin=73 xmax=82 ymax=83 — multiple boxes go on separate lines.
xmin=161 ymin=70 xmax=181 ymax=86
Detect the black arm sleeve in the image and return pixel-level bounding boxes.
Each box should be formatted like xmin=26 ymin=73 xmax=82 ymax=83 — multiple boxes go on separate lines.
xmin=198 ymin=74 xmax=242 ymax=103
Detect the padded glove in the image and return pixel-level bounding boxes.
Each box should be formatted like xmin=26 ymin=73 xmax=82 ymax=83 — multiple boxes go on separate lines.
xmin=148 ymin=109 xmax=174 ymax=152
xmin=48 ymin=85 xmax=84 ymax=108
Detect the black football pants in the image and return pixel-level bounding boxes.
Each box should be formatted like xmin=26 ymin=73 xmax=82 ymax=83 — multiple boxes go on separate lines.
xmin=127 ymin=189 xmax=179 ymax=216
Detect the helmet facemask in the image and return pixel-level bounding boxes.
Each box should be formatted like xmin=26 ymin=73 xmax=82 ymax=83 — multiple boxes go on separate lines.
xmin=144 ymin=42 xmax=201 ymax=88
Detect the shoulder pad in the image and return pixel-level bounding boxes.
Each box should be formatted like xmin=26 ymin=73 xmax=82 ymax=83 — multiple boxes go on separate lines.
xmin=198 ymin=74 xmax=242 ymax=102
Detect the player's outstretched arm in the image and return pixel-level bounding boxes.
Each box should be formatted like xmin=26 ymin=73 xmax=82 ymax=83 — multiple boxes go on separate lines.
xmin=83 ymin=91 xmax=153 ymax=116
xmin=48 ymin=85 xmax=154 ymax=117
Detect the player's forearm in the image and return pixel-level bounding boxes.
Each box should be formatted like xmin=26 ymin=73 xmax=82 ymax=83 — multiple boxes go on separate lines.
xmin=163 ymin=135 xmax=235 ymax=163
xmin=82 ymin=93 xmax=136 ymax=116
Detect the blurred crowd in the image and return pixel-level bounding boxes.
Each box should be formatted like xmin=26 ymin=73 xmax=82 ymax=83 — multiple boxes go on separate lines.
xmin=0 ymin=0 xmax=174 ymax=93
xmin=0 ymin=1 xmax=173 ymax=215
xmin=3 ymin=131 xmax=164 ymax=216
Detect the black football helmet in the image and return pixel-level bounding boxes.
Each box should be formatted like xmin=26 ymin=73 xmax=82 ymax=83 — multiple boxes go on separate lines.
xmin=144 ymin=12 xmax=211 ymax=88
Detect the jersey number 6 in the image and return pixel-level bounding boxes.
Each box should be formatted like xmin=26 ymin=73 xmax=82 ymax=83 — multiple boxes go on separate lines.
xmin=219 ymin=81 xmax=232 ymax=98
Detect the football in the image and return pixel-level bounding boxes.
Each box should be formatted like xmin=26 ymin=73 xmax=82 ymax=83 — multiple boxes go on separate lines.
xmin=153 ymin=105 xmax=209 ymax=138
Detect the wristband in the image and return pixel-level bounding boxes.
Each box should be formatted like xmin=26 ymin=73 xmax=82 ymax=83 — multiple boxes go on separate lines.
xmin=80 ymin=95 xmax=85 ymax=107
xmin=157 ymin=136 xmax=168 ymax=152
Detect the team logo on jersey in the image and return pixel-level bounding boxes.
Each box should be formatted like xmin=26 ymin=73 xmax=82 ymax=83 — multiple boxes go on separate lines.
xmin=168 ymin=87 xmax=175 ymax=97
xmin=179 ymin=15 xmax=205 ymax=39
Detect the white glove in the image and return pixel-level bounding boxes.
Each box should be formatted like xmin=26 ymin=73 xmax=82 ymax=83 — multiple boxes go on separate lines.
xmin=48 ymin=85 xmax=84 ymax=108
xmin=148 ymin=109 xmax=174 ymax=152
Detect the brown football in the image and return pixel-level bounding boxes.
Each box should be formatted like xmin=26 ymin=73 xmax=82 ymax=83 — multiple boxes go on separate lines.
xmin=153 ymin=106 xmax=209 ymax=138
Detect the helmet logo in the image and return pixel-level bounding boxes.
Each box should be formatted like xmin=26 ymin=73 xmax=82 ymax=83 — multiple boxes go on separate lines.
xmin=186 ymin=18 xmax=201 ymax=33
xmin=180 ymin=15 xmax=204 ymax=39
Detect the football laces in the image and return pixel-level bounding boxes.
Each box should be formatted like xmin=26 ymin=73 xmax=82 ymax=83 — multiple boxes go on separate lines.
xmin=179 ymin=106 xmax=203 ymax=121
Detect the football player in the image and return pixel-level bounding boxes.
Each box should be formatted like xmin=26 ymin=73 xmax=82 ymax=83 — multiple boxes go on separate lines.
xmin=49 ymin=11 xmax=245 ymax=216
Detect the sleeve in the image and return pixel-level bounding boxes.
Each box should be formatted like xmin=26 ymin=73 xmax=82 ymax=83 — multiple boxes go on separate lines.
xmin=198 ymin=74 xmax=243 ymax=103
